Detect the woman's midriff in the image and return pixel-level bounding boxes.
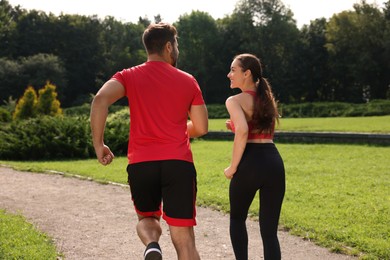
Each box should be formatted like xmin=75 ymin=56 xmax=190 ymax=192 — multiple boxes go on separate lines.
xmin=247 ymin=139 xmax=273 ymax=144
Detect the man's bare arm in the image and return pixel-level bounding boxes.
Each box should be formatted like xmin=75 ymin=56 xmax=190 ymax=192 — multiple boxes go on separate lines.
xmin=187 ymin=104 xmax=208 ymax=138
xmin=90 ymin=79 xmax=125 ymax=165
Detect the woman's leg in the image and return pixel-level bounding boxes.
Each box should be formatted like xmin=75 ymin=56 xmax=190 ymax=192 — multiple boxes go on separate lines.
xmin=229 ymin=172 xmax=257 ymax=260
xmin=258 ymin=154 xmax=285 ymax=260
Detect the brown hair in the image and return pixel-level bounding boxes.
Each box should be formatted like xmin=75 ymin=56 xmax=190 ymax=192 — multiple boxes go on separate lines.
xmin=142 ymin=22 xmax=177 ymax=55
xmin=234 ymin=53 xmax=279 ymax=134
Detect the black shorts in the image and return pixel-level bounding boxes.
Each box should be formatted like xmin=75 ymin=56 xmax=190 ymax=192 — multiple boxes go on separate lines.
xmin=127 ymin=160 xmax=197 ymax=227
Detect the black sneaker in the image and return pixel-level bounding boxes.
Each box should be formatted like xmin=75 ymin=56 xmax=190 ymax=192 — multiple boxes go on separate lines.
xmin=144 ymin=242 xmax=162 ymax=260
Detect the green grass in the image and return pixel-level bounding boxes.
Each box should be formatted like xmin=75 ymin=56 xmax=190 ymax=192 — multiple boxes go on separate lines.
xmin=0 ymin=209 xmax=59 ymax=259
xmin=1 ymin=141 xmax=389 ymax=259
xmin=209 ymin=115 xmax=390 ymax=133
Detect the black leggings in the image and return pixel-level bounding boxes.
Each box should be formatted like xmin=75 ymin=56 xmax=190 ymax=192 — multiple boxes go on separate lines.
xmin=229 ymin=143 xmax=285 ymax=260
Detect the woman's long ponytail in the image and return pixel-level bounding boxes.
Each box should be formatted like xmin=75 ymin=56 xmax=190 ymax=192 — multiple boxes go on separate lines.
xmin=234 ymin=53 xmax=279 ymax=134
xmin=253 ymin=77 xmax=279 ymax=134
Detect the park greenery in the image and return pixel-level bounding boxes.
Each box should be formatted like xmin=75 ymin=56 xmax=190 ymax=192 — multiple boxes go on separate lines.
xmin=1 ymin=91 xmax=389 ymax=259
xmin=1 ymin=0 xmax=390 ymax=258
xmin=1 ymin=142 xmax=389 ymax=259
xmin=1 ymin=0 xmax=390 ymax=107
xmin=1 ymin=97 xmax=390 ymax=160
xmin=0 ymin=210 xmax=59 ymax=259
xmin=0 ymin=88 xmax=389 ymax=259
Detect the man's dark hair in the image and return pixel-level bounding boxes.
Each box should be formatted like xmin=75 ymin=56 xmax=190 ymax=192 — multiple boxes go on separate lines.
xmin=142 ymin=22 xmax=177 ymax=55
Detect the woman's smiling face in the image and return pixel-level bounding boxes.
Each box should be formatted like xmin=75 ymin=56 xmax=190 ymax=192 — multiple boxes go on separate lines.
xmin=227 ymin=58 xmax=245 ymax=89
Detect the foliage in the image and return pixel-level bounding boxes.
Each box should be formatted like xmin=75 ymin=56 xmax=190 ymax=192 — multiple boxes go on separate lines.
xmin=13 ymin=83 xmax=63 ymax=120
xmin=176 ymin=11 xmax=227 ymax=103
xmin=36 ymin=81 xmax=63 ymax=116
xmin=296 ymin=18 xmax=331 ymax=102
xmin=0 ymin=54 xmax=66 ymax=103
xmin=1 ymin=96 xmax=16 ymax=113
xmin=279 ymin=99 xmax=390 ymax=118
xmin=207 ymin=100 xmax=390 ymax=119
xmin=0 ymin=116 xmax=93 ymax=160
xmin=0 ymin=0 xmax=389 ymax=107
xmin=206 ymin=104 xmax=229 ymax=118
xmin=0 ymin=58 xmax=21 ymax=101
xmin=0 ymin=104 xmax=131 ymax=160
xmin=326 ymin=2 xmax=389 ymax=102
xmin=104 ymin=107 xmax=130 ymax=156
xmin=64 ymin=103 xmax=125 ymax=117
xmin=13 ymin=86 xmax=37 ymax=120
xmin=0 ymin=107 xmax=11 ymax=122
xmin=0 ymin=210 xmax=59 ymax=259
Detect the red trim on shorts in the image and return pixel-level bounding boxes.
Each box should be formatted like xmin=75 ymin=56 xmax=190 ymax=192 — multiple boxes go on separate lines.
xmin=134 ymin=204 xmax=162 ymax=218
xmin=163 ymin=213 xmax=197 ymax=227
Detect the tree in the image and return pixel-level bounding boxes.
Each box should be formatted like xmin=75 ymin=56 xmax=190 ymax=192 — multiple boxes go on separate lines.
xmin=20 ymin=53 xmax=67 ymax=98
xmin=383 ymin=0 xmax=390 ymax=99
xmin=297 ymin=18 xmax=331 ymax=101
xmin=13 ymin=9 xmax=58 ymax=58
xmin=54 ymin=14 xmax=105 ymax=106
xmin=0 ymin=54 xmax=66 ymax=104
xmin=234 ymin=0 xmax=300 ymax=103
xmin=13 ymin=86 xmax=37 ymax=120
xmin=0 ymin=57 xmax=21 ymax=103
xmin=0 ymin=0 xmax=23 ymax=58
xmin=326 ymin=1 xmax=387 ymax=102
xmin=36 ymin=81 xmax=63 ymax=116
xmin=99 ymin=16 xmax=145 ymax=81
xmin=176 ymin=11 xmax=225 ymax=103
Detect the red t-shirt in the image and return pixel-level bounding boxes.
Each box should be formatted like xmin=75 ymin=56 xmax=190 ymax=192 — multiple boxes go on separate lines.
xmin=112 ymin=61 xmax=205 ymax=164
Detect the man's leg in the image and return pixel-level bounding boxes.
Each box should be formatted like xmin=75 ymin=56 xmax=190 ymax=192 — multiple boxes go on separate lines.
xmin=169 ymin=225 xmax=200 ymax=260
xmin=137 ymin=215 xmax=163 ymax=259
xmin=136 ymin=215 xmax=162 ymax=246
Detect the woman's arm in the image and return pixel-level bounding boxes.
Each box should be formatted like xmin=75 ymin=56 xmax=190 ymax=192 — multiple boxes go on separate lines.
xmin=224 ymin=96 xmax=248 ymax=179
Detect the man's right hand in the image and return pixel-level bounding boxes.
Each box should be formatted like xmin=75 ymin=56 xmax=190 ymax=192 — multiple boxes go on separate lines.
xmin=95 ymin=145 xmax=115 ymax=166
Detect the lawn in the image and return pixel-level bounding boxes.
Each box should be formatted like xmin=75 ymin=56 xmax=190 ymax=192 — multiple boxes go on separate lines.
xmin=0 ymin=209 xmax=59 ymax=259
xmin=209 ymin=115 xmax=390 ymax=133
xmin=1 ymin=141 xmax=389 ymax=259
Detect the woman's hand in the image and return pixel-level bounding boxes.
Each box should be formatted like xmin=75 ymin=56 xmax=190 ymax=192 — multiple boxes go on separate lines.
xmin=225 ymin=119 xmax=232 ymax=131
xmin=224 ymin=165 xmax=236 ymax=179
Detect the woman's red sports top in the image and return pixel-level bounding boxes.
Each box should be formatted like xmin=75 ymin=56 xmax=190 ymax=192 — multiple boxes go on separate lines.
xmin=228 ymin=90 xmax=274 ymax=140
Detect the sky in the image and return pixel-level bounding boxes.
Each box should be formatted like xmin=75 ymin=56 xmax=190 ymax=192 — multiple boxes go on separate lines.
xmin=7 ymin=0 xmax=384 ymax=28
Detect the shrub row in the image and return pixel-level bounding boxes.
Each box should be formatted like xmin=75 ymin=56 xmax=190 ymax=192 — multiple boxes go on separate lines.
xmin=62 ymin=100 xmax=390 ymax=119
xmin=206 ymin=99 xmax=390 ymax=118
xmin=0 ymin=116 xmax=93 ymax=160
xmin=1 ymin=100 xmax=389 ymax=160
xmin=279 ymin=99 xmax=390 ymax=118
xmin=0 ymin=112 xmax=130 ymax=160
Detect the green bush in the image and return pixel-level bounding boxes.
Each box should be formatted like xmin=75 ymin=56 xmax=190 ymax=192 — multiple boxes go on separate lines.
xmin=0 ymin=105 xmax=130 ymax=160
xmin=104 ymin=107 xmax=130 ymax=156
xmin=0 ymin=108 xmax=11 ymax=122
xmin=207 ymin=100 xmax=390 ymax=119
xmin=279 ymin=99 xmax=390 ymax=118
xmin=0 ymin=116 xmax=93 ymax=160
xmin=13 ymin=86 xmax=38 ymax=120
xmin=64 ymin=103 xmax=126 ymax=117
xmin=64 ymin=103 xmax=91 ymax=116
xmin=36 ymin=82 xmax=63 ymax=116
xmin=65 ymin=100 xmax=390 ymax=120
xmin=206 ymin=104 xmax=229 ymax=118
xmin=13 ymin=83 xmax=63 ymax=120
